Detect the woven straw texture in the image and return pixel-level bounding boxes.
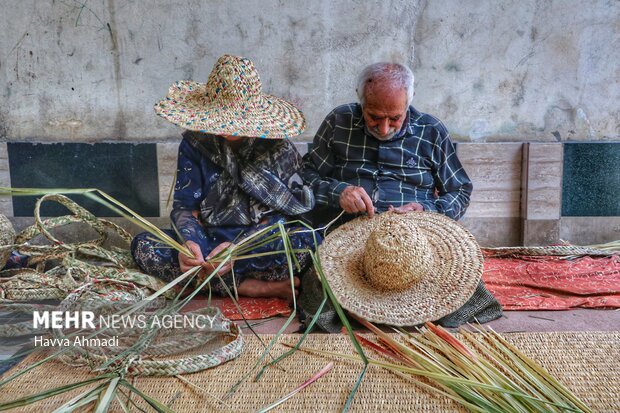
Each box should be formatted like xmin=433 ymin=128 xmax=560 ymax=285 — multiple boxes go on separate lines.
xmin=1 ymin=332 xmax=618 ymax=412
xmin=0 ymin=214 xmax=15 ymax=268
xmin=0 ymin=194 xmax=174 ymax=305
xmin=320 ymin=212 xmax=484 ymax=326
xmin=45 ymin=280 xmax=244 ymax=376
xmin=482 ymin=245 xmax=615 ymax=258
xmin=154 ymin=55 xmax=306 ymax=139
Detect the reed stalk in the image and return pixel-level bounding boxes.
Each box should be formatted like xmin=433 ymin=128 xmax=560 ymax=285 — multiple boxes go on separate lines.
xmin=285 ymin=319 xmax=592 ymax=413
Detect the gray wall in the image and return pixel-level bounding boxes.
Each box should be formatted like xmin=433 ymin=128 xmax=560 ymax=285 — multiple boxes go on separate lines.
xmin=1 ymin=0 xmax=618 ymax=143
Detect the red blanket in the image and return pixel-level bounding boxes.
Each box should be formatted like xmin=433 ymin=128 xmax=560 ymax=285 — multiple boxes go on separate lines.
xmin=483 ymin=255 xmax=620 ymax=310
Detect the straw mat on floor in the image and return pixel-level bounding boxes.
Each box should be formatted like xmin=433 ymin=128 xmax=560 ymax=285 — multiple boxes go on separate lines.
xmin=1 ymin=332 xmax=618 ymax=412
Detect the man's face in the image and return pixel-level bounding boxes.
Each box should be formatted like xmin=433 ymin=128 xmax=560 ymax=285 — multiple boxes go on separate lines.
xmin=362 ymin=84 xmax=408 ymax=141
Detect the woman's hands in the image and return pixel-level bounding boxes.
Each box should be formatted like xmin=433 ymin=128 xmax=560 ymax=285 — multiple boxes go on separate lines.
xmin=178 ymin=240 xmax=205 ymax=273
xmin=179 ymin=241 xmax=234 ymax=284
xmin=204 ymin=241 xmax=234 ymax=275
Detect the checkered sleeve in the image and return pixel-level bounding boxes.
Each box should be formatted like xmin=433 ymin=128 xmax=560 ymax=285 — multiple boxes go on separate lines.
xmin=301 ymin=112 xmax=350 ymax=208
xmin=430 ymin=124 xmax=473 ymax=220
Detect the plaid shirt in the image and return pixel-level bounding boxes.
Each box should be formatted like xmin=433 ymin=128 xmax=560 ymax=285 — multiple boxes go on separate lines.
xmin=301 ymin=103 xmax=472 ymax=220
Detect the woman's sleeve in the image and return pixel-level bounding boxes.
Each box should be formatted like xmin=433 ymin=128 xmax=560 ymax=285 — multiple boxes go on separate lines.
xmin=170 ymin=139 xmax=208 ymax=251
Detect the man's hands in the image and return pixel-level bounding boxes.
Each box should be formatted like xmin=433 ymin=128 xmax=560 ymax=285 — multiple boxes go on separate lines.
xmin=388 ymin=202 xmax=424 ymax=214
xmin=339 ymin=186 xmax=425 ymax=217
xmin=179 ymin=240 xmax=233 ymax=283
xmin=339 ymin=186 xmax=375 ymax=218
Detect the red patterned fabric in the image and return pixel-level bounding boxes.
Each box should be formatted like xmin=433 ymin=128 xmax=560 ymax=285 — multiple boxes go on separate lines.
xmin=483 ymin=255 xmax=620 ymax=310
xmin=218 ymin=297 xmax=291 ymax=320
xmin=184 ymin=296 xmax=291 ymax=320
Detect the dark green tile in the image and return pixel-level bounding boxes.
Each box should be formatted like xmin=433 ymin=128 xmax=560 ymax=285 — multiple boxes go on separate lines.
xmin=8 ymin=143 xmax=159 ymax=217
xmin=562 ymin=142 xmax=620 ymax=216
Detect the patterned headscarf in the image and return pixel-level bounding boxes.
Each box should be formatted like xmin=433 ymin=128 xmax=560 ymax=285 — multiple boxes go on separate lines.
xmin=183 ymin=131 xmax=314 ymax=226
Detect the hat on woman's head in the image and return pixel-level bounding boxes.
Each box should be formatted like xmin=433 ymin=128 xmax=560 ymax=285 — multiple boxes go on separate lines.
xmin=155 ymin=54 xmax=305 ymax=139
xmin=319 ymin=211 xmax=483 ymax=326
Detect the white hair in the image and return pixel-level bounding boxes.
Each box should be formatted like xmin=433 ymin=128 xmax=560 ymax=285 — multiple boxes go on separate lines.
xmin=356 ymin=62 xmax=415 ymax=107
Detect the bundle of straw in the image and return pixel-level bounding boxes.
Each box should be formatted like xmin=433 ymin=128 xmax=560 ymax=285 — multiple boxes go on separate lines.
xmin=293 ymin=318 xmax=593 ymax=413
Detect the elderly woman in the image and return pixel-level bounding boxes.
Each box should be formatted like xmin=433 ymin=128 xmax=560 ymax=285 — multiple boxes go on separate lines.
xmin=131 ymin=55 xmax=317 ymax=302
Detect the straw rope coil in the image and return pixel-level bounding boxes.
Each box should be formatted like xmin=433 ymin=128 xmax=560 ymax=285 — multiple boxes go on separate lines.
xmin=0 ymin=214 xmax=15 ymax=268
xmin=43 ymin=279 xmax=243 ymax=376
xmin=0 ymin=194 xmax=173 ymax=304
xmin=482 ymin=244 xmax=618 ymax=258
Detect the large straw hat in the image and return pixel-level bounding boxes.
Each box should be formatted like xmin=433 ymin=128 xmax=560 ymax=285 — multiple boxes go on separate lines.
xmin=319 ymin=211 xmax=483 ymax=326
xmin=154 ymin=54 xmax=306 ymax=139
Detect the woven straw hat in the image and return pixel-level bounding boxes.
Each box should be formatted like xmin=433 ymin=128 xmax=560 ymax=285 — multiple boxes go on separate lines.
xmin=319 ymin=211 xmax=483 ymax=326
xmin=154 ymin=54 xmax=306 ymax=139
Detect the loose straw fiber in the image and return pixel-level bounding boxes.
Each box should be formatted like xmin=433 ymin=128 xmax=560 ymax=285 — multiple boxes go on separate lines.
xmin=1 ymin=332 xmax=618 ymax=412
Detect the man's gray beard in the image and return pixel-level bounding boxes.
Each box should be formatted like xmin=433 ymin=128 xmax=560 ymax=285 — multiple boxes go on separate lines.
xmin=367 ymin=126 xmax=398 ymax=141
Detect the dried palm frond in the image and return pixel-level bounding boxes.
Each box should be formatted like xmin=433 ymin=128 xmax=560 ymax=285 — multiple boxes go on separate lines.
xmin=1 ymin=187 xmax=596 ymax=413
xmin=256 ymin=362 xmax=334 ymax=413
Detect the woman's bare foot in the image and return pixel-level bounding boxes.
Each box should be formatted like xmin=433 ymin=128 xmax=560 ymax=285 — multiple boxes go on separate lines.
xmin=237 ymin=277 xmax=301 ymax=303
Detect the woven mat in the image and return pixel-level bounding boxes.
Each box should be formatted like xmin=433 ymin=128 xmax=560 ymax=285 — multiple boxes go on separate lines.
xmin=1 ymin=332 xmax=618 ymax=412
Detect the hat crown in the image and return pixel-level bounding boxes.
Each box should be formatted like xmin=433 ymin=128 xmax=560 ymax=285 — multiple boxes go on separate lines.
xmin=204 ymin=55 xmax=262 ymax=107
xmin=363 ymin=217 xmax=434 ymax=291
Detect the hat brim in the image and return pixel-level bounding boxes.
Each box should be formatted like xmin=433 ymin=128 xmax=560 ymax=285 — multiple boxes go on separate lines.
xmin=319 ymin=212 xmax=483 ymax=326
xmin=154 ymin=80 xmax=306 ymax=139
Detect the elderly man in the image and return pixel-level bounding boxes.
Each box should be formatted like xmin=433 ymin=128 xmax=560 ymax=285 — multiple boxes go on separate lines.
xmin=299 ymin=62 xmax=501 ymax=331
xmin=302 ymin=62 xmax=472 ymax=223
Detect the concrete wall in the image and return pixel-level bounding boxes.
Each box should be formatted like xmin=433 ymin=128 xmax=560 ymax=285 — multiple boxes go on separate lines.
xmin=1 ymin=0 xmax=618 ymax=143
